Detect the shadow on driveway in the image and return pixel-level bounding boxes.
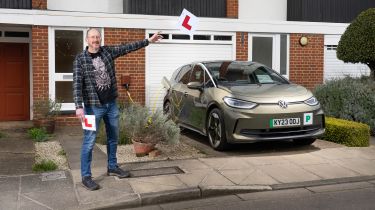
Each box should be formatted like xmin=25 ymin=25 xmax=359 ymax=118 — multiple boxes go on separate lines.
xmin=180 ymin=129 xmax=344 ymax=158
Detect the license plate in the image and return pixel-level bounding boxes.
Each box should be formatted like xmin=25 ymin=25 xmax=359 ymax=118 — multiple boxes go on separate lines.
xmin=270 ymin=118 xmax=301 ymax=128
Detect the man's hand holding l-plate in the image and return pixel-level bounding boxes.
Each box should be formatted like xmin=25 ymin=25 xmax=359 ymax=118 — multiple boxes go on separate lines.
xmin=76 ymin=108 xmax=85 ymax=123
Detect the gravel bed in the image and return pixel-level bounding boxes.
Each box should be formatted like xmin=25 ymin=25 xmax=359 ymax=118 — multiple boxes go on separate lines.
xmin=35 ymin=141 xmax=69 ymax=170
xmin=96 ymin=141 xmax=207 ymax=163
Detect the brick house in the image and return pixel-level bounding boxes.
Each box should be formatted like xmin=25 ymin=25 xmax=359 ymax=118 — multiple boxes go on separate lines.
xmin=0 ymin=0 xmax=372 ymax=124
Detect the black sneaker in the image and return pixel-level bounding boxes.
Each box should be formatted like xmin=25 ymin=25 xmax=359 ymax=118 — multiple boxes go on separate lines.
xmin=107 ymin=167 xmax=130 ymax=179
xmin=82 ymin=176 xmax=100 ymax=191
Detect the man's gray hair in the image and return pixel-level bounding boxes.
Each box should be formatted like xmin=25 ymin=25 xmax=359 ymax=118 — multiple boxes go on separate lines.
xmin=86 ymin=28 xmax=101 ymax=38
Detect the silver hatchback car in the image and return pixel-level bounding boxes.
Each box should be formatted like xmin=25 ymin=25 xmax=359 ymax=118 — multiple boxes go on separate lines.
xmin=163 ymin=61 xmax=325 ymax=150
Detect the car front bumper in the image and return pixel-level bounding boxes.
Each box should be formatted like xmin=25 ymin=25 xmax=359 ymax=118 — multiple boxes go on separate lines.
xmin=222 ymin=103 xmax=325 ymax=143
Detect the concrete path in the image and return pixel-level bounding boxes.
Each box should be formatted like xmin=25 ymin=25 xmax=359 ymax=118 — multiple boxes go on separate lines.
xmin=1 ymin=124 xmax=375 ymax=210
xmin=57 ymin=126 xmax=375 ymax=209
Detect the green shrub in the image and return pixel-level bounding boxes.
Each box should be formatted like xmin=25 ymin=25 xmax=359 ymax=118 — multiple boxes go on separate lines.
xmin=121 ymin=104 xmax=180 ymax=145
xmin=28 ymin=128 xmax=48 ymax=142
xmin=32 ymin=159 xmax=58 ymax=172
xmin=324 ymin=117 xmax=370 ymax=147
xmin=97 ymin=119 xmax=132 ymax=145
xmin=314 ymin=77 xmax=375 ymax=134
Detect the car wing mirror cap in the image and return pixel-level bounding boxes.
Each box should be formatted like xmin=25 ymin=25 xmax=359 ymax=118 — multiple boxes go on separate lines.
xmin=187 ymin=81 xmax=203 ymax=90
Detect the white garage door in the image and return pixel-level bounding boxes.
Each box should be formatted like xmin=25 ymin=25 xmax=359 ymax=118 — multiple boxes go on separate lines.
xmin=146 ymin=32 xmax=235 ymax=111
xmin=324 ymin=35 xmax=370 ymax=81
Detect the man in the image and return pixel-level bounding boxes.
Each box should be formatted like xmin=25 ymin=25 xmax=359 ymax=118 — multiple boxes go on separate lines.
xmin=73 ymin=28 xmax=162 ymax=191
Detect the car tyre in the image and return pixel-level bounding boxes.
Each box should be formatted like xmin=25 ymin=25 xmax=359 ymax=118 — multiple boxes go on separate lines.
xmin=207 ymin=108 xmax=228 ymax=151
xmin=293 ymin=138 xmax=316 ymax=146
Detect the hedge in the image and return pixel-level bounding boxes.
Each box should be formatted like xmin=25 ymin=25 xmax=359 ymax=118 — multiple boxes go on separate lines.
xmin=324 ymin=117 xmax=370 ymax=147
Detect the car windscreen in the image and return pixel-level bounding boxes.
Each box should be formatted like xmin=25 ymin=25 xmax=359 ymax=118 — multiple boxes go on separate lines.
xmin=204 ymin=61 xmax=289 ymax=86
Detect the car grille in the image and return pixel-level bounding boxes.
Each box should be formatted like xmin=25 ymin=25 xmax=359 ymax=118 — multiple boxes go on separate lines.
xmin=240 ymin=125 xmax=323 ymax=138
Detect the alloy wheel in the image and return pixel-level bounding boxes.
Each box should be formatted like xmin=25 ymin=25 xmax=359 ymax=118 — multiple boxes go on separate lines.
xmin=208 ymin=112 xmax=222 ymax=148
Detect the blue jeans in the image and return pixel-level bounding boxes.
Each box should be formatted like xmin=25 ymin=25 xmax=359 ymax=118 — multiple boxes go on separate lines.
xmin=81 ymin=100 xmax=119 ymax=178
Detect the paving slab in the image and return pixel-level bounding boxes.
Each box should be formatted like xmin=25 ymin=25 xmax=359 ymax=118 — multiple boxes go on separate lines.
xmin=0 ymin=138 xmax=34 ymax=153
xmin=22 ymin=187 xmax=78 ymax=210
xmin=0 ymin=191 xmax=18 ymax=210
xmin=343 ymin=148 xmax=375 ymax=160
xmin=310 ymin=148 xmax=360 ymax=160
xmin=259 ymin=163 xmax=321 ymax=183
xmin=306 ymin=181 xmax=374 ymax=193
xmin=76 ymin=181 xmax=135 ymax=205
xmin=128 ymin=175 xmax=188 ymax=194
xmin=0 ymin=176 xmax=20 ymax=192
xmin=220 ymin=169 xmax=280 ymax=185
xmin=301 ymin=163 xmax=360 ymax=179
xmin=20 ymin=172 xmax=73 ymax=194
xmin=283 ymin=153 xmax=329 ymax=165
xmin=19 ymin=195 xmax=51 ymax=210
xmin=176 ymin=169 xmax=215 ymax=187
xmin=333 ymin=159 xmax=375 ymax=176
xmin=198 ymin=170 xmax=235 ymax=187
xmin=199 ymin=157 xmax=253 ymax=170
xmin=243 ymin=155 xmax=291 ymax=166
xmin=0 ymin=153 xmax=34 ymax=175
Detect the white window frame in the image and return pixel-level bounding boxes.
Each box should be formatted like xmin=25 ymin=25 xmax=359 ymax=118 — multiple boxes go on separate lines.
xmin=248 ymin=33 xmax=290 ymax=79
xmin=48 ymin=27 xmax=104 ymax=111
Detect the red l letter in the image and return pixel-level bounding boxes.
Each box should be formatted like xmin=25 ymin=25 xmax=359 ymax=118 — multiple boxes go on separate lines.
xmin=182 ymin=15 xmax=192 ymax=30
xmin=84 ymin=118 xmax=93 ymax=128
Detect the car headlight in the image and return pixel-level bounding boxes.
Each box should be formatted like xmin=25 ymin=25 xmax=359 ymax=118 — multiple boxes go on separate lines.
xmin=223 ymin=97 xmax=257 ymax=109
xmin=304 ymin=96 xmax=319 ymax=106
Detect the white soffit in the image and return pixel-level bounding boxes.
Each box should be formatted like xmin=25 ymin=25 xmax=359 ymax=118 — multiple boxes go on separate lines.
xmin=0 ymin=9 xmax=349 ymax=35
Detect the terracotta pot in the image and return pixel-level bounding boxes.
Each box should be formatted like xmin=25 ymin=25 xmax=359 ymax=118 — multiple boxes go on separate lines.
xmin=132 ymin=140 xmax=155 ymax=157
xmin=33 ymin=119 xmax=55 ymax=134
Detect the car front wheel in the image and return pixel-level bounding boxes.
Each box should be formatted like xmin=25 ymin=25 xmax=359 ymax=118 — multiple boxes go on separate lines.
xmin=207 ymin=108 xmax=228 ymax=151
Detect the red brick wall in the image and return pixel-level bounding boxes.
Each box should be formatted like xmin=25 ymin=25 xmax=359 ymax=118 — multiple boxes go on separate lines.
xmin=32 ymin=0 xmax=47 ymax=9
xmin=227 ymin=0 xmax=238 ymax=18
xmin=289 ymin=34 xmax=324 ymax=90
xmin=236 ymin=32 xmax=248 ymax=61
xmin=32 ymin=26 xmax=49 ymax=119
xmin=104 ymin=28 xmax=146 ymax=105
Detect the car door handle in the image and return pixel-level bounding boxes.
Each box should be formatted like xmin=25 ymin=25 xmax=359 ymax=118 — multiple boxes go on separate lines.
xmin=183 ymin=92 xmax=188 ymax=96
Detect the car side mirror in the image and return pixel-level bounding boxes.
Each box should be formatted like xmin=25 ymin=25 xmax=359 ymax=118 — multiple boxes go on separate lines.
xmin=187 ymin=81 xmax=203 ymax=91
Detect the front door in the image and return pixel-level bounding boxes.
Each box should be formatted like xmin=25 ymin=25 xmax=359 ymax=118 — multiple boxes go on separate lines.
xmin=0 ymin=43 xmax=29 ymax=121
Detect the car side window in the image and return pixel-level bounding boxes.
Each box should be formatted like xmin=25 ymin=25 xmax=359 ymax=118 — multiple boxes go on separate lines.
xmin=176 ymin=65 xmax=192 ymax=85
xmin=189 ymin=65 xmax=205 ymax=84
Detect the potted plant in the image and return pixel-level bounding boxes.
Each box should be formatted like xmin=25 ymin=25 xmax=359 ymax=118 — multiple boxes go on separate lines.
xmin=120 ymin=104 xmax=180 ymax=157
xmin=33 ymin=98 xmax=61 ymax=134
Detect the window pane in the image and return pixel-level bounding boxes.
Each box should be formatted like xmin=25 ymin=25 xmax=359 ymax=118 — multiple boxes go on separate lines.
xmin=252 ymin=37 xmax=273 ymax=68
xmin=55 ymin=30 xmax=83 ymax=73
xmin=280 ymin=34 xmax=287 ymax=75
xmin=172 ymin=34 xmax=190 ymax=40
xmin=214 ymin=35 xmax=232 ymax=41
xmin=56 ymin=81 xmax=73 ymax=103
xmin=4 ymin=31 xmax=29 ymax=37
xmin=193 ymin=35 xmax=210 ymax=40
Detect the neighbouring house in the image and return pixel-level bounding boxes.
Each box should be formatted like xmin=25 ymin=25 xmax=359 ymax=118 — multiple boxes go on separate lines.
xmin=0 ymin=0 xmax=373 ymax=124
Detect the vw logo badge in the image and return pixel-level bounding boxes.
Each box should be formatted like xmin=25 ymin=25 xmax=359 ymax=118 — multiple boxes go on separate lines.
xmin=278 ymin=100 xmax=288 ymax=109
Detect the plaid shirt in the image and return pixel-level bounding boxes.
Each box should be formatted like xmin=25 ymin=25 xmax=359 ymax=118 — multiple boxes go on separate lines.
xmin=73 ymin=39 xmax=149 ymax=109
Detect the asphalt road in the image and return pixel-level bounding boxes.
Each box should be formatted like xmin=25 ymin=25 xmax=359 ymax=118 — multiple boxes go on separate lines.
xmin=128 ymin=181 xmax=375 ymax=210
